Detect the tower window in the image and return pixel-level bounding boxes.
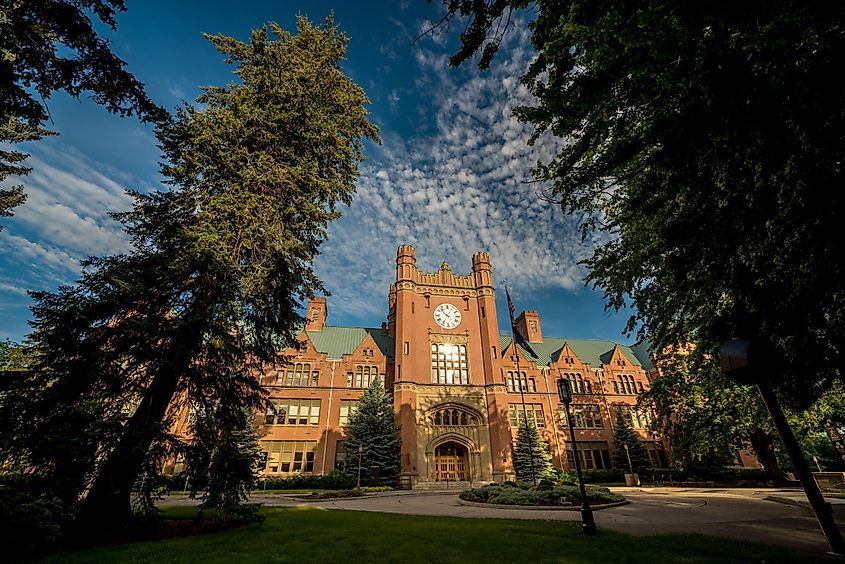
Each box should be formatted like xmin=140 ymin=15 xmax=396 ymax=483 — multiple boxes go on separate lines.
xmin=430 ymin=342 xmax=468 ymax=385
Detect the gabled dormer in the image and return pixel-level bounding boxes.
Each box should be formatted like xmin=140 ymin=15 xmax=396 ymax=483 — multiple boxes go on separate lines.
xmin=552 ymin=342 xmax=582 ymax=369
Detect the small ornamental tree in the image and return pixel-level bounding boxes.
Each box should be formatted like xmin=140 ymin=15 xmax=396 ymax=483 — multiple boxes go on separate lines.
xmin=343 ymin=379 xmax=400 ymax=486
xmin=513 ymin=418 xmax=552 ymax=483
xmin=612 ymin=414 xmax=652 ymax=475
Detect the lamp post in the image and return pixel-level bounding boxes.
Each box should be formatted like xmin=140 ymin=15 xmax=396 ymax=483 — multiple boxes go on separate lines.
xmin=721 ymin=338 xmax=844 ymax=556
xmin=558 ymin=377 xmax=597 ymax=535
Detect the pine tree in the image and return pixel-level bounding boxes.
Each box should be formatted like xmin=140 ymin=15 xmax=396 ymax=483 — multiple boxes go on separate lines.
xmin=612 ymin=414 xmax=652 ymax=475
xmin=343 ymin=379 xmax=400 ymax=486
xmin=513 ymin=419 xmax=553 ymax=483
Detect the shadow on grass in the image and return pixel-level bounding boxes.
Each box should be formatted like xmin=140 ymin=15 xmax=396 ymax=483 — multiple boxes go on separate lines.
xmin=38 ymin=507 xmax=832 ymax=563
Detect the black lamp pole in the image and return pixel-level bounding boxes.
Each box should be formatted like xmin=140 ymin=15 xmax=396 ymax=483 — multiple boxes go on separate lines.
xmin=558 ymin=377 xmax=597 ymax=535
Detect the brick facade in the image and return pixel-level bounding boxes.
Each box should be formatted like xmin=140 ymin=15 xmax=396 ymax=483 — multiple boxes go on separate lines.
xmin=257 ymin=245 xmax=670 ymax=487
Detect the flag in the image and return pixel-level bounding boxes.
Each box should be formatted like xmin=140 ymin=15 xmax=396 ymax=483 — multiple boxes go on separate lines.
xmin=505 ymin=287 xmax=536 ymax=357
xmin=506 ymin=287 xmax=517 ymax=328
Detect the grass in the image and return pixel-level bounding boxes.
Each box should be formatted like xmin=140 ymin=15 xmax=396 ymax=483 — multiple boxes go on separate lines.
xmin=830 ymin=492 xmax=845 ymax=499
xmin=37 ymin=507 xmax=825 ymax=563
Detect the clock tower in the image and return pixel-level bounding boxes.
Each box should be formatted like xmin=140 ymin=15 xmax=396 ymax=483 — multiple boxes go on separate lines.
xmin=389 ymin=245 xmax=514 ymax=487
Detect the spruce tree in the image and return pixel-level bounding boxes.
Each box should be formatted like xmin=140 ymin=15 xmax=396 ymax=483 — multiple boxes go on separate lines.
xmin=0 ymin=15 xmax=379 ymax=531
xmin=513 ymin=419 xmax=553 ymax=483
xmin=343 ymin=379 xmax=400 ymax=486
xmin=612 ymin=414 xmax=652 ymax=475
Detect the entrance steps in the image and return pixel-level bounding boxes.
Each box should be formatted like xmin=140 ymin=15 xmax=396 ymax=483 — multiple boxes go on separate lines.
xmin=413 ymin=481 xmax=474 ymax=491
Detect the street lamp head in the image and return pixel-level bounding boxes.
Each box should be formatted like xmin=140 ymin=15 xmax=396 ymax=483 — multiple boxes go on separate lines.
xmin=557 ymin=377 xmax=572 ymax=405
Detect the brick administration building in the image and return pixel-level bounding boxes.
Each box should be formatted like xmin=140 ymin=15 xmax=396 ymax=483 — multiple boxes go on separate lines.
xmin=257 ymin=245 xmax=667 ymax=488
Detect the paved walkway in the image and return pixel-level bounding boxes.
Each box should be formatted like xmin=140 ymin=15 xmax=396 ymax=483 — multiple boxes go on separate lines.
xmin=161 ymin=487 xmax=845 ymax=555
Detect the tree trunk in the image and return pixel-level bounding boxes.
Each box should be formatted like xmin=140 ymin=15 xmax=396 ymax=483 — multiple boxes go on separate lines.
xmin=749 ymin=428 xmax=782 ymax=482
xmin=76 ymin=363 xmax=181 ymax=530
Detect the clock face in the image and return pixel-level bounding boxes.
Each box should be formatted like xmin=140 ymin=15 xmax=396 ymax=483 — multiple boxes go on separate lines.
xmin=433 ymin=303 xmax=462 ymax=329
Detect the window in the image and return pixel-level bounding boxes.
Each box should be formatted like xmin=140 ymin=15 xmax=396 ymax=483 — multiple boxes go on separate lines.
xmin=565 ymin=373 xmax=592 ymax=394
xmin=529 ymin=321 xmax=537 ymax=332
xmin=339 ymin=400 xmax=358 ymax=426
xmin=335 ymin=440 xmax=346 ymax=469
xmin=613 ymin=375 xmax=637 ymax=395
xmin=507 ymin=371 xmax=533 ymax=392
xmin=404 ymin=341 xmax=409 ymax=355
xmin=264 ymin=403 xmax=279 ymax=425
xmin=265 ymin=399 xmax=321 ymax=426
xmin=508 ymin=404 xmax=545 ymax=428
xmin=431 ymin=407 xmax=477 ymax=427
xmin=275 ymin=370 xmax=285 ymax=385
xmin=261 ymin=440 xmax=316 ymax=474
xmin=311 ymin=308 xmax=320 ymax=321
xmin=353 ymin=365 xmax=381 ymax=388
xmin=492 ymin=346 xmax=497 ymax=359
xmin=562 ymin=405 xmax=603 ymax=429
xmin=282 ymin=363 xmax=315 ymax=387
xmin=614 ymin=405 xmax=652 ymax=429
xmin=566 ymin=441 xmax=610 ymax=470
xmin=637 ymin=381 xmax=645 ymax=393
xmin=431 ymin=343 xmax=468 ymax=384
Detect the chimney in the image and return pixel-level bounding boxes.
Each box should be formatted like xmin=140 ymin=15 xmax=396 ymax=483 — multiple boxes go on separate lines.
xmin=381 ymin=321 xmax=388 ymax=336
xmin=305 ymin=297 xmax=327 ymax=331
xmin=514 ymin=310 xmax=543 ymax=343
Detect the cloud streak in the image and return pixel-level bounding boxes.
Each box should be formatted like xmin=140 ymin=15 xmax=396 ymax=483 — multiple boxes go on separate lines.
xmin=317 ymin=27 xmax=596 ymax=322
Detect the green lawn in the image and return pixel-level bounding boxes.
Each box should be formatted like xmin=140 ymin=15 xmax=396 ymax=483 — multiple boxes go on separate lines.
xmin=38 ymin=507 xmax=824 ymax=563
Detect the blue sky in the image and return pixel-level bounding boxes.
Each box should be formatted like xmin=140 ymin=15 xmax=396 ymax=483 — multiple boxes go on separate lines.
xmin=0 ymin=0 xmax=635 ymax=344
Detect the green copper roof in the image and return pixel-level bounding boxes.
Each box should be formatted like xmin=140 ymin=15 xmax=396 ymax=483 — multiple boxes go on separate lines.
xmin=305 ymin=326 xmax=394 ymax=359
xmin=629 ymin=340 xmax=655 ymax=371
xmin=499 ymin=335 xmax=641 ymax=368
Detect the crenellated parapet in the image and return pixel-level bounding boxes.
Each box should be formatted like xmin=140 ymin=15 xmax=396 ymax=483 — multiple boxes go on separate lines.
xmin=394 ymin=245 xmax=494 ymax=292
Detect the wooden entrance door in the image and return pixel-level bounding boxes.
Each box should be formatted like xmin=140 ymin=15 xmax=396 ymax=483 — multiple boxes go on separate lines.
xmin=434 ymin=441 xmax=468 ymax=481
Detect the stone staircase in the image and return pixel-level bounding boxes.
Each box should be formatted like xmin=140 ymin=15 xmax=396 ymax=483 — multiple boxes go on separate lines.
xmin=413 ymin=481 xmax=474 ymax=491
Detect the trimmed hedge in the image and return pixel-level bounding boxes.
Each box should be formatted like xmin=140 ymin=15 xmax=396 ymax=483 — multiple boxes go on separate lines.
xmin=254 ymin=470 xmax=358 ymax=491
xmin=460 ymin=483 xmax=624 ymax=506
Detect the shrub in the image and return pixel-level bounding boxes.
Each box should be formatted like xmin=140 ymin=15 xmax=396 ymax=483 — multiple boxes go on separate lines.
xmin=459 ymin=483 xmax=624 ymax=506
xmin=0 ymin=474 xmax=71 ymax=560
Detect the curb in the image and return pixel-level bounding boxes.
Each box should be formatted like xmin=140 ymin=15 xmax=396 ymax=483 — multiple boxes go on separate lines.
xmin=456 ymin=498 xmax=629 ymax=511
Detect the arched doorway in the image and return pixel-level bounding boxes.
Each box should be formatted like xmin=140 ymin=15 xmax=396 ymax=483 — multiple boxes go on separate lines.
xmin=434 ymin=441 xmax=469 ymax=481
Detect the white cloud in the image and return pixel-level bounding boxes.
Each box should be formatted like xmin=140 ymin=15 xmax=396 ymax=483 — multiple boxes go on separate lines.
xmin=317 ymin=27 xmax=594 ymax=323
xmin=0 ymin=143 xmax=139 ymax=302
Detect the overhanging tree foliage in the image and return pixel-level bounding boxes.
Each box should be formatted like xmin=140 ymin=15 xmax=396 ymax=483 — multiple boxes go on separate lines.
xmin=429 ymin=1 xmax=845 ymax=408
xmin=0 ymin=15 xmax=379 ymax=531
xmin=513 ymin=419 xmax=552 ymax=482
xmin=0 ymin=0 xmax=164 ymax=226
xmin=343 ymin=379 xmax=401 ymax=485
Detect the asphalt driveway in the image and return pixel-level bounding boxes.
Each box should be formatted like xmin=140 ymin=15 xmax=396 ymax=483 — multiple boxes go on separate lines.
xmin=162 ymin=487 xmax=845 ymax=555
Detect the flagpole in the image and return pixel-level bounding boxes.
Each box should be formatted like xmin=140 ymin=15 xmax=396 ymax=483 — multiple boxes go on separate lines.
xmin=506 ymin=283 xmax=537 ymax=486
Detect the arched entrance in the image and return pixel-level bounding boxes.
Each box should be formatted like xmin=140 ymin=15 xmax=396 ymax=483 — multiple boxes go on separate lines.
xmin=434 ymin=441 xmax=469 ymax=481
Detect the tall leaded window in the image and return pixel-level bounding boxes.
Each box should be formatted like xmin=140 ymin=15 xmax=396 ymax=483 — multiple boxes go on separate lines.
xmin=280 ymin=363 xmax=318 ymax=387
xmin=431 ymin=343 xmax=468 ymax=385
xmin=508 ymin=404 xmax=545 ymax=428
xmin=264 ymin=399 xmax=321 ymax=426
xmin=352 ymin=365 xmax=381 ymax=388
xmin=562 ymin=405 xmax=603 ymax=429
xmin=261 ymin=440 xmax=316 ymax=474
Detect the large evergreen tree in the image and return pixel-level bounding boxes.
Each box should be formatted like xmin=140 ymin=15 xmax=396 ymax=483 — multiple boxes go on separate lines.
xmin=343 ymin=379 xmax=400 ymax=486
xmin=0 ymin=15 xmax=379 ymax=531
xmin=0 ymin=1 xmax=164 ymax=226
xmin=513 ymin=419 xmax=552 ymax=482
xmin=429 ymin=1 xmax=845 ymax=408
xmin=612 ymin=414 xmax=652 ymax=475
